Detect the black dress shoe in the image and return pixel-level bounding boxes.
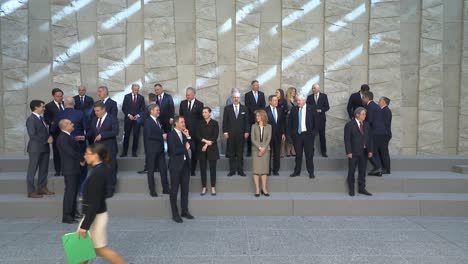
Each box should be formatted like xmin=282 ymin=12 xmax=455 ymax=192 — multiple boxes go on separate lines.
xmin=62 ymin=219 xmax=79 ymax=224
xmin=137 ymin=170 xmax=147 ymax=174
xmin=150 ymin=192 xmax=158 ymax=197
xmin=54 ymin=172 xmax=62 ymax=176
xmin=273 ymin=172 xmax=279 ymax=176
xmin=254 ymin=193 xmax=260 ymax=197
xmin=246 ymin=153 xmax=252 ymax=157
xmin=120 ymin=154 xmax=127 ymax=157
xmin=261 ymin=190 xmax=270 ymax=197
xmin=382 ymin=169 xmax=391 ymax=174
xmin=322 ymin=153 xmax=328 ymax=157
xmin=309 ymin=174 xmax=315 ymax=179
xmin=358 ymin=189 xmax=372 ymax=196
xmin=368 ymin=171 xmax=383 ymax=177
xmin=132 ymin=153 xmax=138 ymax=157
xmin=227 ymin=172 xmax=235 ymax=176
xmin=163 ymin=189 xmax=171 ymax=194
xmin=238 ymin=172 xmax=246 ymax=176
xmin=172 ymin=216 xmax=183 ymax=223
xmin=181 ymin=212 xmax=194 ymax=219
xmin=73 ymin=213 xmax=83 ymax=219
xmin=290 ymin=173 xmax=299 ymax=177
xmin=191 ymin=172 xmax=196 ymax=176
xmin=349 ymin=190 xmax=355 ymax=197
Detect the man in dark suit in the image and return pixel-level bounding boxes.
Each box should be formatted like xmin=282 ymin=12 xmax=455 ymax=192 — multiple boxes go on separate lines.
xmin=167 ymin=116 xmax=194 ymax=223
xmin=44 ymin=88 xmax=64 ymax=176
xmin=144 ymin=104 xmax=170 ymax=197
xmin=288 ymin=95 xmax=317 ymax=178
xmin=121 ymin=84 xmax=146 ymax=157
xmin=265 ymin=95 xmax=285 ymax=176
xmin=306 ymin=84 xmax=330 ymax=157
xmin=137 ymin=93 xmax=157 ymax=174
xmin=52 ymin=97 xmax=88 ymax=186
xmin=87 ymin=102 xmax=119 ymax=197
xmin=73 ymin=85 xmax=94 ymax=126
xmin=344 ymin=107 xmax=373 ymax=196
xmin=96 ymin=86 xmax=118 ymax=117
xmin=26 ymin=100 xmax=55 ymax=198
xmin=378 ymin=96 xmax=392 ymax=174
xmin=362 ymin=91 xmax=387 ymax=176
xmin=244 ymin=80 xmax=266 ymax=156
xmin=346 ymin=84 xmax=370 ymax=119
xmin=223 ymin=91 xmax=250 ymax=176
xmin=179 ymin=87 xmax=204 ymax=176
xmin=56 ymin=119 xmax=84 ymax=224
xmin=154 ymin=83 xmax=175 ymax=133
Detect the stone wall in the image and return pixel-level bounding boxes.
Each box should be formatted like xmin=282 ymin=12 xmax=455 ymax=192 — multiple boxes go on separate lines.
xmin=0 ymin=0 xmax=467 ymax=155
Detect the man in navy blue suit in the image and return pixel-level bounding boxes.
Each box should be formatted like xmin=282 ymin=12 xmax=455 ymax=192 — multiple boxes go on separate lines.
xmin=96 ymin=86 xmax=118 ymax=117
xmin=44 ymin=88 xmax=64 ymax=176
xmin=87 ymin=101 xmax=119 ymax=197
xmin=121 ymin=84 xmax=146 ymax=157
xmin=362 ymin=91 xmax=387 ymax=176
xmin=154 ymin=83 xmax=175 ymax=133
xmin=346 ymin=84 xmax=369 ymax=119
xmin=244 ymin=80 xmax=266 ymax=156
xmin=144 ymin=104 xmax=170 ymax=197
xmin=378 ymin=96 xmax=392 ymax=174
xmin=306 ymin=84 xmax=330 ymax=157
xmin=73 ymin=85 xmax=94 ymax=125
xmin=167 ymin=116 xmax=194 ymax=223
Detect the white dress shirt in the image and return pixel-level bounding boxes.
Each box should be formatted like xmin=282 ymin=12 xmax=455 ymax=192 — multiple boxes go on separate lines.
xmin=300 ymin=106 xmax=307 ymax=133
xmin=96 ymin=113 xmax=108 ymax=128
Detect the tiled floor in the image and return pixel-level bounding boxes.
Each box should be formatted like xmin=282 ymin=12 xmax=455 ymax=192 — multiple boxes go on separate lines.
xmin=1 ymin=216 xmax=468 ymax=263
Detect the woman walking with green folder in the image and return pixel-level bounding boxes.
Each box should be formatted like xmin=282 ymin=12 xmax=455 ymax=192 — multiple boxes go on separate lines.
xmin=78 ymin=143 xmax=127 ymax=264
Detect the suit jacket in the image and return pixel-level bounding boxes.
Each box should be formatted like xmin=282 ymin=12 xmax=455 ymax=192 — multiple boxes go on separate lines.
xmin=365 ymin=101 xmax=387 ymax=135
xmin=51 ymin=108 xmax=86 ymax=136
xmin=288 ymin=105 xmax=317 ymax=140
xmin=87 ymin=114 xmax=119 ymax=154
xmin=307 ymin=93 xmax=330 ymax=125
xmin=179 ymin=99 xmax=204 ymax=133
xmin=195 ymin=119 xmax=220 ymax=160
xmin=251 ymin=124 xmax=272 ymax=151
xmin=265 ymin=106 xmax=285 ymax=141
xmin=103 ymin=98 xmax=118 ymax=117
xmin=346 ymin=91 xmax=363 ymax=119
xmin=344 ymin=119 xmax=373 ymax=155
xmin=245 ymin=90 xmax=266 ymax=123
xmin=122 ymin=93 xmax=146 ymax=119
xmin=73 ymin=95 xmax=94 ymax=114
xmin=143 ymin=116 xmax=165 ymax=154
xmin=44 ymin=100 xmax=64 ymax=134
xmin=56 ymin=131 xmax=83 ymax=175
xmin=26 ymin=114 xmax=50 ymax=153
xmin=382 ymin=106 xmax=392 ymax=138
xmin=157 ymin=93 xmax=175 ymax=132
xmin=167 ymin=129 xmax=191 ymax=169
xmin=222 ymin=104 xmax=249 ymax=137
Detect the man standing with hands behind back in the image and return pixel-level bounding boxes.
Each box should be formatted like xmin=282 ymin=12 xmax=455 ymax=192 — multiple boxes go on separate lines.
xmin=121 ymin=84 xmax=146 ymax=157
xmin=306 ymin=84 xmax=330 ymax=157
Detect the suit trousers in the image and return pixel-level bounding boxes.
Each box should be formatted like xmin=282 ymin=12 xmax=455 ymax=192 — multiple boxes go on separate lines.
xmin=63 ymin=172 xmax=79 ymax=220
xmin=200 ymin=159 xmax=217 ymax=187
xmin=169 ymin=160 xmax=190 ymax=217
xmin=26 ymin=151 xmax=49 ymax=194
xmin=147 ymin=152 xmax=169 ymax=193
xmin=369 ymin=135 xmax=385 ymax=170
xmin=347 ymin=150 xmax=368 ymax=191
xmin=107 ymin=151 xmax=118 ymax=196
xmin=227 ymin=136 xmax=244 ymax=173
xmin=52 ymin=138 xmax=61 ymax=174
xmin=317 ymin=119 xmax=327 ymax=155
xmin=122 ymin=119 xmax=141 ymax=155
xmin=379 ymin=135 xmax=391 ymax=171
xmin=293 ymin=132 xmax=315 ymax=175
xmin=269 ymin=137 xmax=281 ymax=174
xmin=190 ymin=139 xmax=198 ymax=174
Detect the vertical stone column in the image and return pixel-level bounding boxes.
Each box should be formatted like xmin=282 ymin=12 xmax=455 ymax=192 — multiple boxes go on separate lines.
xmin=442 ymin=0 xmax=464 ymax=154
xmin=126 ymin=0 xmax=145 ymax=96
xmin=400 ymin=0 xmax=421 ymax=155
xmin=369 ymin=0 xmax=401 ymax=153
xmin=417 ymin=0 xmax=445 ymax=154
xmin=459 ymin=0 xmax=468 ymax=154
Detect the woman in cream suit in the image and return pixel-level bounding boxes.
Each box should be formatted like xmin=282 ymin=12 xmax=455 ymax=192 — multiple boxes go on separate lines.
xmin=251 ymin=110 xmax=272 ymax=197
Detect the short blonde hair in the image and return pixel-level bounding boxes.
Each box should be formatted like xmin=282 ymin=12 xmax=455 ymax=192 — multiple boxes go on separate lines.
xmin=255 ymin=109 xmax=269 ymax=126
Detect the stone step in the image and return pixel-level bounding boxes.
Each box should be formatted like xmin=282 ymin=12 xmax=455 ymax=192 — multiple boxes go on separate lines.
xmin=1 ymin=192 xmax=468 ymax=218
xmin=3 ymin=170 xmax=468 ymax=195
xmin=453 ymin=165 xmax=468 ymax=174
xmin=1 ymin=155 xmax=468 ymax=172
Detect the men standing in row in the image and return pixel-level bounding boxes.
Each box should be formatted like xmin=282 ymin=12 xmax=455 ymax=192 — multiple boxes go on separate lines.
xmin=179 ymin=87 xmax=204 ymax=176
xmin=121 ymin=84 xmax=146 ymax=157
xmin=307 ymin=84 xmax=329 ymax=157
xmin=344 ymin=107 xmax=373 ymax=196
xmin=245 ymin=80 xmax=266 ymax=156
xmin=56 ymin=119 xmax=84 ymax=224
xmin=26 ymin=100 xmax=54 ymax=198
xmin=265 ymin=95 xmax=285 ymax=176
xmin=87 ymin=102 xmax=119 ymax=197
xmin=167 ymin=116 xmax=194 ymax=223
xmin=378 ymin=96 xmax=392 ymax=174
xmin=289 ymin=95 xmax=317 ymax=178
xmin=223 ymin=91 xmax=249 ymax=176
xmin=96 ymin=86 xmax=118 ymax=117
xmin=144 ymin=104 xmax=170 ymax=197
xmin=155 ymin=83 xmax=175 ymax=133
xmin=362 ymin=91 xmax=386 ymax=177
xmin=347 ymin=84 xmax=369 ymax=119
xmin=44 ymin=88 xmax=64 ymax=176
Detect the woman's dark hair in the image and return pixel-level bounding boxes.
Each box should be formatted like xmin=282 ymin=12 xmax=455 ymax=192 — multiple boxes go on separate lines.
xmin=276 ymin=88 xmax=285 ymax=100
xmin=202 ymin=106 xmax=212 ymax=113
xmin=87 ymin=143 xmax=111 ymax=166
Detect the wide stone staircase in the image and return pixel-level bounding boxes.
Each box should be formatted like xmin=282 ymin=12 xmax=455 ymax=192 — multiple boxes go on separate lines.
xmin=1 ymin=155 xmax=468 ymax=217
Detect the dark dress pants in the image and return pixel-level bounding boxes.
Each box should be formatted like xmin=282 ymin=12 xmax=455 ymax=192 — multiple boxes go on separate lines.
xmin=26 ymin=151 xmax=49 ymax=194
xmin=347 ymin=149 xmax=368 ymax=191
xmin=379 ymin=135 xmax=391 ymax=171
xmin=63 ymin=172 xmax=79 ymax=220
xmin=228 ymin=135 xmax=244 ymax=174
xmin=122 ymin=119 xmax=141 ymax=155
xmin=317 ymin=119 xmax=327 ymax=155
xmin=52 ymin=137 xmax=61 ymax=174
xmin=369 ymin=135 xmax=384 ymax=170
xmin=200 ymin=159 xmax=217 ymax=187
xmin=269 ymin=136 xmax=281 ymax=174
xmin=169 ymin=160 xmax=190 ymax=217
xmin=293 ymin=132 xmax=315 ymax=175
xmin=147 ymin=152 xmax=169 ymax=193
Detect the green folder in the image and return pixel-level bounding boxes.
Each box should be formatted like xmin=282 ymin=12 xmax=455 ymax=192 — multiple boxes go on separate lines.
xmin=62 ymin=231 xmax=96 ymax=264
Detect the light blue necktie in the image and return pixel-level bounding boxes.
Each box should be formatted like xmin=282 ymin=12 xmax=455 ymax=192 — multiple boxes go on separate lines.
xmin=272 ymin=107 xmax=277 ymax=123
xmin=298 ymin=107 xmax=302 ymax=134
xmin=254 ymin=92 xmax=258 ymax=103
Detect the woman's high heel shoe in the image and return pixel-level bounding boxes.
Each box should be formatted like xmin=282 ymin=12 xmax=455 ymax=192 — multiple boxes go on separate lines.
xmin=201 ymin=188 xmax=207 ymax=196
xmin=254 ymin=193 xmax=260 ymax=197
xmin=211 ymin=187 xmax=216 ymax=196
xmin=261 ymin=190 xmax=270 ymax=197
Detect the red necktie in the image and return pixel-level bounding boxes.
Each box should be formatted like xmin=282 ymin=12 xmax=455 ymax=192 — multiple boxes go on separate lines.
xmin=359 ymin=122 xmax=364 ymax=135
xmin=133 ymin=95 xmax=136 ymax=104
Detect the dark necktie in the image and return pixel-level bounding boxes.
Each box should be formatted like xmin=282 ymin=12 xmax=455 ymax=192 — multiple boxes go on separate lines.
xmin=359 ymin=121 xmax=364 ymax=135
xmin=188 ymin=101 xmax=192 ymax=112
xmin=59 ymin=103 xmax=63 ymax=111
xmin=155 ymin=118 xmax=161 ymax=128
xmin=97 ymin=118 xmax=102 ymax=131
xmin=81 ymin=96 xmax=84 ymax=105
xmin=133 ymin=95 xmax=137 ymax=104
xmin=156 ymin=95 xmax=161 ymax=106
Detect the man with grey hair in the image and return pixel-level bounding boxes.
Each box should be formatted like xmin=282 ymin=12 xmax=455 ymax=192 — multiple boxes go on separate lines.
xmin=179 ymin=87 xmax=204 ymax=176
xmin=306 ymin=83 xmax=330 ymax=157
xmin=73 ymin=85 xmax=94 ymax=120
xmin=96 ymin=85 xmax=118 ymax=117
xmin=344 ymin=107 xmax=373 ymax=196
xmin=121 ymin=83 xmax=146 ymax=157
xmin=288 ymin=94 xmax=317 ymax=178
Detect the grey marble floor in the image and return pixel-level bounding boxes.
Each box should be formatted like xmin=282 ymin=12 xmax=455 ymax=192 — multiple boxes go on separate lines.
xmin=1 ymin=216 xmax=468 ymax=264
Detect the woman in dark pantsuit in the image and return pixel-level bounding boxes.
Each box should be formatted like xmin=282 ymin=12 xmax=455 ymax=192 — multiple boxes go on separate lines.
xmin=196 ymin=107 xmax=220 ymax=196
